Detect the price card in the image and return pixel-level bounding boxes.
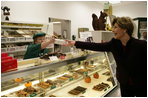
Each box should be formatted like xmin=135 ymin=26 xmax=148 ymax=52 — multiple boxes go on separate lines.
xmin=49 ymin=56 xmax=59 ymax=61
xmin=83 ymin=72 xmax=88 ymax=75
xmin=69 ymin=77 xmax=74 ymax=81
xmin=50 ymin=85 xmax=56 ymax=90
xmin=30 ymin=93 xmax=37 ymax=97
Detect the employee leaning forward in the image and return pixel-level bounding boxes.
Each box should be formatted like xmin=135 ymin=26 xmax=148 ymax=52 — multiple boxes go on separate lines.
xmin=24 ymin=32 xmax=55 ymax=59
xmin=63 ymin=17 xmax=147 ymax=97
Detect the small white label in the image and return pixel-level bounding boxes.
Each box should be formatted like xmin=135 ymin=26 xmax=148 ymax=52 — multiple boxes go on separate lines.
xmin=49 ymin=56 xmax=59 ymax=61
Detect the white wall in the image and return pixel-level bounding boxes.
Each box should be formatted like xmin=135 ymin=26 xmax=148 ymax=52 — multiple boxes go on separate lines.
xmin=113 ymin=1 xmax=147 ymax=18
xmin=1 ymin=1 xmax=103 ymax=38
xmin=1 ymin=1 xmax=147 ymax=38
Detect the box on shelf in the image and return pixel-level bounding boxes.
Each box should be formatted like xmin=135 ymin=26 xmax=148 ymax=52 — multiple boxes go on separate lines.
xmin=25 ymin=37 xmax=33 ymax=41
xmin=1 ymin=53 xmax=18 ymax=73
xmin=16 ymin=46 xmax=27 ymax=51
xmin=16 ymin=37 xmax=26 ymax=42
xmin=1 ymin=59 xmax=18 ymax=72
xmin=1 ymin=56 xmax=13 ymax=61
xmin=7 ymin=47 xmax=16 ymax=52
xmin=1 ymin=48 xmax=7 ymax=53
xmin=1 ymin=38 xmax=8 ymax=43
xmin=7 ymin=37 xmax=16 ymax=42
xmin=1 ymin=52 xmax=8 ymax=57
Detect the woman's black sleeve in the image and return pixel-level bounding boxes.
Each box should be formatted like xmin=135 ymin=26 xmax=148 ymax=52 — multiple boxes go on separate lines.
xmin=75 ymin=40 xmax=112 ymax=52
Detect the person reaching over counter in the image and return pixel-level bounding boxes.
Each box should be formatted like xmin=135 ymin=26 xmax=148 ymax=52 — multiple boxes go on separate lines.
xmin=63 ymin=17 xmax=147 ymax=97
xmin=24 ymin=32 xmax=55 ymax=59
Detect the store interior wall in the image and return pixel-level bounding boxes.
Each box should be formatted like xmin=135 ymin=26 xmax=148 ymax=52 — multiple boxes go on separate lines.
xmin=113 ymin=1 xmax=147 ymax=18
xmin=1 ymin=1 xmax=147 ymax=39
xmin=1 ymin=1 xmax=103 ymax=38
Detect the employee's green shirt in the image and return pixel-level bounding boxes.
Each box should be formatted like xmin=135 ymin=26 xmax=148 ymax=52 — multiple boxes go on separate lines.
xmin=24 ymin=43 xmax=50 ymax=59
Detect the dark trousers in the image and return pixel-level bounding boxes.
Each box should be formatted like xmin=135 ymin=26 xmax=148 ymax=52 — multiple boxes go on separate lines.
xmin=120 ymin=84 xmax=147 ymax=97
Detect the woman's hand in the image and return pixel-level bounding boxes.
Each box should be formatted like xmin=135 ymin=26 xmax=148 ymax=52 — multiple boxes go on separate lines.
xmin=63 ymin=40 xmax=76 ymax=46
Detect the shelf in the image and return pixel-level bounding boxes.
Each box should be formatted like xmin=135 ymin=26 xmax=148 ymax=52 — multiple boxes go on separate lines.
xmin=2 ymin=41 xmax=33 ymax=44
xmin=1 ymin=45 xmax=54 ymax=53
xmin=1 ymin=45 xmax=27 ymax=53
xmin=7 ymin=50 xmax=27 ymax=53
xmin=1 ymin=25 xmax=42 ymax=29
xmin=1 ymin=52 xmax=101 ymax=82
xmin=1 ymin=37 xmax=50 ymax=44
xmin=2 ymin=48 xmax=53 ymax=54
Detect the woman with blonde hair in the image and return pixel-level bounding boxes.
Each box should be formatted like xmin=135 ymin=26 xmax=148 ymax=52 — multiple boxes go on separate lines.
xmin=64 ymin=17 xmax=147 ymax=97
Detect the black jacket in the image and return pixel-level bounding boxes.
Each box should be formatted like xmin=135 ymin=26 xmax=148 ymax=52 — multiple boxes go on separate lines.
xmin=75 ymin=38 xmax=147 ymax=86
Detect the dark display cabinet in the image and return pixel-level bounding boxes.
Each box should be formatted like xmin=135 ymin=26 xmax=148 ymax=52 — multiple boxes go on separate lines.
xmin=133 ymin=17 xmax=147 ymax=40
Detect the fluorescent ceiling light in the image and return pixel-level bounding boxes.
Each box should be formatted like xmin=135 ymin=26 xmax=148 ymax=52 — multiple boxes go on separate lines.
xmin=109 ymin=1 xmax=121 ymax=4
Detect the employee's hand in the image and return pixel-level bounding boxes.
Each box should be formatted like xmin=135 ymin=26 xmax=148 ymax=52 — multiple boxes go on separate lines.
xmin=46 ymin=36 xmax=55 ymax=43
xmin=63 ymin=40 xmax=76 ymax=46
xmin=41 ymin=37 xmax=55 ymax=49
xmin=49 ymin=37 xmax=55 ymax=43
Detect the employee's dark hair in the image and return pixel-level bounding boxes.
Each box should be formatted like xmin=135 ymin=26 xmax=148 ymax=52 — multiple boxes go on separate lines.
xmin=112 ymin=17 xmax=134 ymax=37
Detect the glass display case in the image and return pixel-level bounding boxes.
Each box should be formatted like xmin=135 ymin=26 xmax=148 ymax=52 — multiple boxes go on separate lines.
xmin=1 ymin=50 xmax=117 ymax=97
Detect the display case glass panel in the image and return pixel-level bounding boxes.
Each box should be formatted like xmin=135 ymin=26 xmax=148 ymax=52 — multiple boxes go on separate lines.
xmin=1 ymin=51 xmax=117 ymax=97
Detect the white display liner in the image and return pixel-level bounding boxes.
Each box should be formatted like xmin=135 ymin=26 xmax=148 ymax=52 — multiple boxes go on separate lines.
xmin=45 ymin=68 xmax=115 ymax=97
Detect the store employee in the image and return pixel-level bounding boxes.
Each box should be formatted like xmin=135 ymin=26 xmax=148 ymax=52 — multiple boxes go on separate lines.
xmin=24 ymin=32 xmax=55 ymax=59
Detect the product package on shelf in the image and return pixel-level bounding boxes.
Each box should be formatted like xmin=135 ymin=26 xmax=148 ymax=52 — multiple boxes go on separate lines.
xmin=1 ymin=52 xmax=8 ymax=57
xmin=1 ymin=52 xmax=18 ymax=73
xmin=1 ymin=37 xmax=8 ymax=43
xmin=1 ymin=48 xmax=7 ymax=53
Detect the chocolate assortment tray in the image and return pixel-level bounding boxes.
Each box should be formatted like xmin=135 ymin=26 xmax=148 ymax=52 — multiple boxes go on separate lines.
xmin=37 ymin=82 xmax=51 ymax=89
xmin=15 ymin=86 xmax=40 ymax=97
xmin=107 ymin=77 xmax=114 ymax=82
xmin=45 ymin=79 xmax=57 ymax=85
xmin=1 ymin=86 xmax=41 ymax=97
xmin=68 ymin=86 xmax=87 ymax=95
xmin=36 ymin=79 xmax=61 ymax=90
xmin=75 ymin=69 xmax=89 ymax=74
xmin=102 ymin=71 xmax=111 ymax=76
xmin=49 ymin=94 xmax=57 ymax=97
xmin=93 ymin=82 xmax=110 ymax=91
